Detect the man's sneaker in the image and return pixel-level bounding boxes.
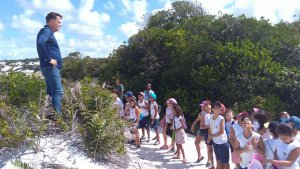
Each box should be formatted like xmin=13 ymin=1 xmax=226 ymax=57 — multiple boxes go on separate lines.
xmin=147 ymin=138 xmax=150 ymax=143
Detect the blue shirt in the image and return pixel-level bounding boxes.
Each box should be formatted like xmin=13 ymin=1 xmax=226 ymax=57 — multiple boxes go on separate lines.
xmin=36 ymin=25 xmax=62 ymax=68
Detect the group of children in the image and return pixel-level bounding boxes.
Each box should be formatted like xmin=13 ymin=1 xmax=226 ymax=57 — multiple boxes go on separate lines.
xmin=113 ymin=89 xmax=300 ymax=169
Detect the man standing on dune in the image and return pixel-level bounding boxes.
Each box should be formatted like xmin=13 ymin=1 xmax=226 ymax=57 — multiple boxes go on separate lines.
xmin=36 ymin=12 xmax=63 ymax=119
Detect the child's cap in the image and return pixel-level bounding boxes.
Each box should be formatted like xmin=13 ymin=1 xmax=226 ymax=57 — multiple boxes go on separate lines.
xmin=150 ymin=93 xmax=156 ymax=100
xmin=253 ymin=107 xmax=260 ymax=113
xmin=237 ymin=112 xmax=248 ymax=119
xmin=199 ymin=100 xmax=211 ymax=107
xmin=289 ymin=116 xmax=300 ymax=130
xmin=124 ymin=91 xmax=133 ymax=97
xmin=167 ymin=98 xmax=177 ymax=105
xmin=138 ymin=92 xmax=145 ymax=97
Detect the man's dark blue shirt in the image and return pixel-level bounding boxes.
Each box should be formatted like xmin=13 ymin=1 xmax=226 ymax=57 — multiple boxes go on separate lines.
xmin=36 ymin=25 xmax=62 ymax=68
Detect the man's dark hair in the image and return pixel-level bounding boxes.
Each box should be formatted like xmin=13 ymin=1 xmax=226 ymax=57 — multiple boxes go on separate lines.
xmin=46 ymin=12 xmax=62 ymax=23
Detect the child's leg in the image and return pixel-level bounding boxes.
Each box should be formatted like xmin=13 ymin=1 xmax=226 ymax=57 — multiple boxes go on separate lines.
xmin=176 ymin=144 xmax=181 ymax=158
xmin=135 ymin=128 xmax=140 ymax=145
xmin=224 ymin=163 xmax=229 ymax=169
xmin=155 ymin=129 xmax=160 ymax=141
xmin=180 ymin=144 xmax=186 ymax=162
xmin=146 ymin=127 xmax=150 ymax=139
xmin=207 ymin=144 xmax=214 ymax=166
xmin=195 ymin=135 xmax=202 ymax=159
xmin=141 ymin=127 xmax=145 ymax=137
xmin=162 ymin=126 xmax=167 ymax=147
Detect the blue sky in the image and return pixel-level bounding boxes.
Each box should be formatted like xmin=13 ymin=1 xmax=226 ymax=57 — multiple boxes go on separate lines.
xmin=0 ymin=0 xmax=299 ymax=60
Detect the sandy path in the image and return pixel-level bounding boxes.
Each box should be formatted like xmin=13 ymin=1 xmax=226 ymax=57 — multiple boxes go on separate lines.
xmin=126 ymin=127 xmax=236 ymax=169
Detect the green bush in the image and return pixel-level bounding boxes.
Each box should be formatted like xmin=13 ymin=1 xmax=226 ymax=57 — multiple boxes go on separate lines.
xmin=62 ymin=78 xmax=127 ymax=158
xmin=0 ymin=72 xmax=45 ymax=148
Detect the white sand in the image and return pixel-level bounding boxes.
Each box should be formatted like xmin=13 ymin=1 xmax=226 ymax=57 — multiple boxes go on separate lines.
xmin=1 ymin=127 xmax=235 ymax=169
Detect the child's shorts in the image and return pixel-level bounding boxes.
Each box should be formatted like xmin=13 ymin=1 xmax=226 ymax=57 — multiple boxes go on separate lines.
xmin=203 ymin=129 xmax=213 ymax=145
xmin=151 ymin=119 xmax=159 ymax=130
xmin=212 ymin=141 xmax=230 ymax=163
xmin=197 ymin=129 xmax=206 ymax=137
xmin=139 ymin=115 xmax=150 ymax=128
xmin=166 ymin=123 xmax=172 ymax=137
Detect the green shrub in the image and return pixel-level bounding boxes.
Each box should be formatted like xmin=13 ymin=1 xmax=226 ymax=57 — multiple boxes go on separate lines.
xmin=62 ymin=78 xmax=127 ymax=158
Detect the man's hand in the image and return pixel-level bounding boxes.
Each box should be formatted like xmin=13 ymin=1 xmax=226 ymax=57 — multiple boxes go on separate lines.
xmin=49 ymin=59 xmax=57 ymax=66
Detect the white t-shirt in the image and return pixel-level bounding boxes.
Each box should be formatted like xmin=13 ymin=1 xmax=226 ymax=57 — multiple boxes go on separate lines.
xmin=264 ymin=138 xmax=280 ymax=168
xmin=210 ymin=115 xmax=228 ymax=144
xmin=129 ymin=107 xmax=137 ymax=121
xmin=174 ymin=116 xmax=183 ymax=129
xmin=237 ymin=131 xmax=261 ymax=168
xmin=261 ymin=129 xmax=272 ymax=140
xmin=165 ymin=107 xmax=174 ymax=123
xmin=232 ymin=123 xmax=243 ymax=137
xmin=150 ymin=101 xmax=159 ymax=119
xmin=202 ymin=111 xmax=211 ymax=126
xmin=276 ymin=140 xmax=300 ymax=169
xmin=113 ymin=97 xmax=124 ymax=117
xmin=138 ymin=99 xmax=149 ymax=116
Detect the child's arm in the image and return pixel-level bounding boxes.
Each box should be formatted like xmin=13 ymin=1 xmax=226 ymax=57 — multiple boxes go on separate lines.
xmin=135 ymin=107 xmax=140 ymax=124
xmin=271 ymin=148 xmax=300 ymax=167
xmin=199 ymin=114 xmax=209 ymax=129
xmin=209 ymin=119 xmax=225 ymax=138
xmin=191 ymin=113 xmax=201 ymax=132
xmin=176 ymin=118 xmax=184 ymax=131
xmin=229 ymin=127 xmax=237 ymax=148
xmin=145 ymin=101 xmax=149 ymax=110
xmin=252 ymin=136 xmax=264 ymax=155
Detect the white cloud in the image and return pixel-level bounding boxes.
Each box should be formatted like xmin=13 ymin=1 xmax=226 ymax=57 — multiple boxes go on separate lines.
xmin=66 ymin=35 xmax=121 ymax=58
xmin=155 ymin=0 xmax=300 ymax=23
xmin=11 ymin=10 xmax=43 ymax=34
xmin=0 ymin=22 xmax=4 ymax=32
xmin=120 ymin=0 xmax=147 ymax=22
xmin=119 ymin=22 xmax=139 ymax=38
xmin=104 ymin=1 xmax=116 ymax=10
xmin=16 ymin=0 xmax=75 ymax=22
xmin=119 ymin=0 xmax=147 ymax=37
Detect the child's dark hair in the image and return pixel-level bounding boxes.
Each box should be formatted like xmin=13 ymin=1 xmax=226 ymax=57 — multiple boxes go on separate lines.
xmin=129 ymin=98 xmax=136 ymax=107
xmin=214 ymin=101 xmax=225 ymax=112
xmin=214 ymin=101 xmax=222 ymax=108
xmin=254 ymin=110 xmax=271 ymax=131
xmin=174 ymin=105 xmax=183 ymax=117
xmin=277 ymin=123 xmax=294 ymax=137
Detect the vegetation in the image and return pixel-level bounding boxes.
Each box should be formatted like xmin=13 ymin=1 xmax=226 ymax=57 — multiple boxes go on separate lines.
xmin=62 ymin=1 xmax=300 ymax=122
xmin=0 ymin=72 xmax=126 ymax=158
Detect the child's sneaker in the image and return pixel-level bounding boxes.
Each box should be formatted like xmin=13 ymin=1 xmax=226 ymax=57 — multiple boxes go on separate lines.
xmin=140 ymin=136 xmax=145 ymax=141
xmin=205 ymin=162 xmax=212 ymax=168
xmin=154 ymin=140 xmax=160 ymax=145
